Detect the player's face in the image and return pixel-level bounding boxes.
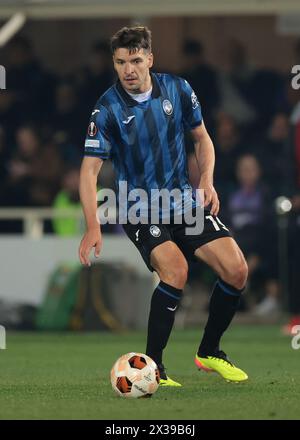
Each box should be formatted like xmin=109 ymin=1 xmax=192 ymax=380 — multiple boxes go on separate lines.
xmin=113 ymin=48 xmax=153 ymax=93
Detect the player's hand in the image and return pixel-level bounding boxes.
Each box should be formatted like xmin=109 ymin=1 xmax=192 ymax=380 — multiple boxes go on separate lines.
xmin=199 ymin=181 xmax=220 ymax=216
xmin=79 ymin=227 xmax=102 ymax=266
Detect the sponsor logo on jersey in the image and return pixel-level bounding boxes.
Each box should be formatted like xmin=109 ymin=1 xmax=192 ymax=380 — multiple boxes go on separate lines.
xmin=122 ymin=115 xmax=135 ymax=124
xmin=162 ymin=99 xmax=173 ymax=115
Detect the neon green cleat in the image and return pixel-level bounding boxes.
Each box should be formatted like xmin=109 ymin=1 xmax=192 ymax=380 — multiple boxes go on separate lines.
xmin=158 ymin=363 xmax=182 ymax=387
xmin=159 ymin=377 xmax=182 ymax=387
xmin=194 ymin=350 xmax=248 ymax=383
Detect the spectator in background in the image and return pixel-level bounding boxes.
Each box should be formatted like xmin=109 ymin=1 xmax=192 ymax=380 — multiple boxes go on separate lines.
xmin=0 ymin=89 xmax=19 ymax=139
xmin=249 ymin=69 xmax=283 ymax=134
xmin=52 ymin=167 xmax=81 ymax=236
xmin=5 ymin=125 xmax=63 ymax=207
xmin=253 ymin=113 xmax=290 ymax=198
xmin=295 ymin=118 xmax=300 ymax=188
xmin=218 ymin=39 xmax=256 ymax=127
xmin=282 ymin=100 xmax=300 ymax=334
xmin=213 ymin=112 xmax=246 ymax=203
xmin=52 ymin=162 xmax=119 ymax=236
xmin=227 ymin=154 xmax=280 ymax=316
xmin=4 ymin=35 xmax=57 ymax=123
xmin=280 ymin=76 xmax=300 ymax=119
xmin=0 ymin=126 xmax=8 ymax=203
xmin=75 ymin=40 xmax=114 ymax=115
xmin=48 ymin=82 xmax=85 ymax=161
xmin=282 ymin=193 xmax=300 ymax=334
xmin=180 ymin=39 xmax=220 ymax=132
xmin=277 ymin=38 xmax=300 ymax=118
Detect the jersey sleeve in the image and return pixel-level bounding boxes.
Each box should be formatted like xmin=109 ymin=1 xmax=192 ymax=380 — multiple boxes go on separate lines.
xmin=84 ymin=104 xmax=113 ymax=160
xmin=179 ymin=78 xmax=203 ymax=130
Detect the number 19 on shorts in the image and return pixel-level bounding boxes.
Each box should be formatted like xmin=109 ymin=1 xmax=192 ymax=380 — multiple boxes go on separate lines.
xmin=206 ymin=215 xmax=229 ymax=232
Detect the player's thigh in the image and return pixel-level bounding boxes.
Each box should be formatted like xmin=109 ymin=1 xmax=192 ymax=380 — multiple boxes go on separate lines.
xmin=150 ymin=241 xmax=189 ymax=288
xmin=194 ymin=237 xmax=248 ymax=288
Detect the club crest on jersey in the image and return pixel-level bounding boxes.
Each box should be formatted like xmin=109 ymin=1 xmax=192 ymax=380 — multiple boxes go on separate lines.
xmin=88 ymin=121 xmax=97 ymax=137
xmin=162 ymin=99 xmax=173 ymax=115
xmin=150 ymin=225 xmax=161 ymax=238
xmin=191 ymin=91 xmax=199 ymax=110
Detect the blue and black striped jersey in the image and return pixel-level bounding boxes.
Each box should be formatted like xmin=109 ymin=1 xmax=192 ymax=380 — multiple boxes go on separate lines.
xmin=84 ymin=72 xmax=202 ymax=218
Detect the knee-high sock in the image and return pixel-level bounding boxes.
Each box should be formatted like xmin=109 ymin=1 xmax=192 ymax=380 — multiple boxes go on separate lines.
xmin=146 ymin=281 xmax=182 ymax=366
xmin=198 ymin=278 xmax=244 ymax=357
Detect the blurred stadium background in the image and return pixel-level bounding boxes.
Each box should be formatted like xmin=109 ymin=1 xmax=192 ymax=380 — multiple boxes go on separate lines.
xmin=0 ymin=0 xmax=300 ymax=335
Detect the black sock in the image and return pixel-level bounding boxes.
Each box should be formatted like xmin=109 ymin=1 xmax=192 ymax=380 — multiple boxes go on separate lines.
xmin=198 ymin=278 xmax=244 ymax=357
xmin=146 ymin=281 xmax=182 ymax=366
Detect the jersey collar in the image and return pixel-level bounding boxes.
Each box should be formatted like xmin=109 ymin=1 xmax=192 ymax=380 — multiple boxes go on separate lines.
xmin=116 ymin=72 xmax=161 ymax=107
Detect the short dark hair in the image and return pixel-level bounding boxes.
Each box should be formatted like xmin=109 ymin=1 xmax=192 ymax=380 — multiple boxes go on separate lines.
xmin=111 ymin=25 xmax=152 ymax=54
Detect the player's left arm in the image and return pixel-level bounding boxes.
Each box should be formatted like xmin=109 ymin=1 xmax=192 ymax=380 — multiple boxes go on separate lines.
xmin=191 ymin=122 xmax=220 ymax=216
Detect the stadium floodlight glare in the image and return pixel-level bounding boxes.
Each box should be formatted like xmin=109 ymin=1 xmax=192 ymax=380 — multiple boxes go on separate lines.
xmin=275 ymin=196 xmax=292 ymax=215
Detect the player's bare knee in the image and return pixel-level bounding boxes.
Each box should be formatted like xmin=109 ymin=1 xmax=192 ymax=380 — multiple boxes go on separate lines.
xmin=240 ymin=260 xmax=248 ymax=289
xmin=175 ymin=266 xmax=188 ymax=288
xmin=232 ymin=261 xmax=248 ymax=290
xmin=222 ymin=260 xmax=248 ymax=291
xmin=158 ymin=265 xmax=188 ymax=290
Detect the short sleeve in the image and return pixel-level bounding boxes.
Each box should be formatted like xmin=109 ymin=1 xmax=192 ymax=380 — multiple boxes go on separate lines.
xmin=179 ymin=78 xmax=203 ymax=130
xmin=84 ymin=104 xmax=113 ymax=160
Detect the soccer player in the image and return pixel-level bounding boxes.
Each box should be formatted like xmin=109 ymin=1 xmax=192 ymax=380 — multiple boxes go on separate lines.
xmin=79 ymin=26 xmax=249 ymax=386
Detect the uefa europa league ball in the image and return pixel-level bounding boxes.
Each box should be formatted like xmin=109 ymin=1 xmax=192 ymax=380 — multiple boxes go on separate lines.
xmin=110 ymin=352 xmax=160 ymax=398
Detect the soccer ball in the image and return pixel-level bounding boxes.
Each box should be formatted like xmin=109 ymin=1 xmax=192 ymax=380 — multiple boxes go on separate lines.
xmin=110 ymin=352 xmax=160 ymax=398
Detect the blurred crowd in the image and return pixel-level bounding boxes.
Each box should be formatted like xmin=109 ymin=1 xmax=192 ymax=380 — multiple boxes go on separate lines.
xmin=0 ymin=35 xmax=300 ymax=323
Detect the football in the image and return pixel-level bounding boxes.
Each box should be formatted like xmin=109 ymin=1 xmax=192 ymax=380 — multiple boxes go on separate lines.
xmin=110 ymin=352 xmax=160 ymax=398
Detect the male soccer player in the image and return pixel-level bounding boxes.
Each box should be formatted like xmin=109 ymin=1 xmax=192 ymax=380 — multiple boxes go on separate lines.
xmin=79 ymin=26 xmax=249 ymax=386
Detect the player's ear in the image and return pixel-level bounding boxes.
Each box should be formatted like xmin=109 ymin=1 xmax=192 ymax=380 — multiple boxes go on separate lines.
xmin=148 ymin=52 xmax=154 ymax=68
xmin=112 ymin=52 xmax=119 ymax=70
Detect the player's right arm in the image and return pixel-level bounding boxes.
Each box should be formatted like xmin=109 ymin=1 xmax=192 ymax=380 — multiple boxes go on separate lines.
xmin=79 ymin=101 xmax=113 ymax=266
xmin=79 ymin=156 xmax=103 ymax=266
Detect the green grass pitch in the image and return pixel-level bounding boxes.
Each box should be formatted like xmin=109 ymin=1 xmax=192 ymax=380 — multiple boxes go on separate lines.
xmin=0 ymin=325 xmax=299 ymax=420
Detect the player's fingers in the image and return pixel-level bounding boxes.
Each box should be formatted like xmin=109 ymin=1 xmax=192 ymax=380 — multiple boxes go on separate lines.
xmin=79 ymin=242 xmax=91 ymax=266
xmin=83 ymin=248 xmax=91 ymax=266
xmin=210 ymin=196 xmax=219 ymax=215
xmin=78 ymin=244 xmax=86 ymax=265
xmin=204 ymin=190 xmax=212 ymax=207
xmin=210 ymin=195 xmax=220 ymax=216
xmin=94 ymin=240 xmax=101 ymax=258
xmin=80 ymin=250 xmax=89 ymax=266
xmin=211 ymin=202 xmax=219 ymax=216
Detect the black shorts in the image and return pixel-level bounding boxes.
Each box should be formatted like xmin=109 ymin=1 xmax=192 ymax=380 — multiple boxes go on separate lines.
xmin=122 ymin=208 xmax=232 ymax=272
